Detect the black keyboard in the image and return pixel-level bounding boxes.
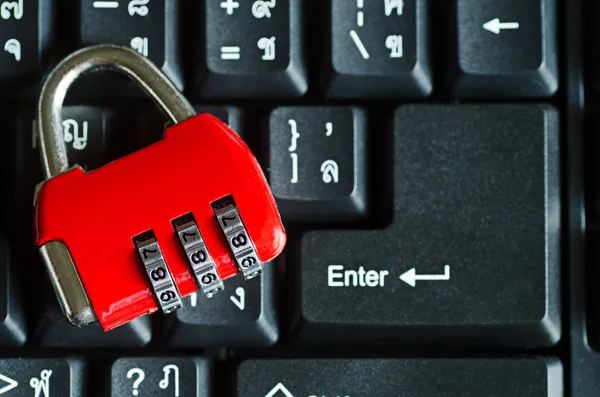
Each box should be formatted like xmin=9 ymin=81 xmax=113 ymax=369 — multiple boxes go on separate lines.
xmin=0 ymin=0 xmax=593 ymax=396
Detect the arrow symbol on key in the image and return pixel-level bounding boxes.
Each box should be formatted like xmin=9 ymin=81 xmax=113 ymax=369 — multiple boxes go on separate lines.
xmin=400 ymin=265 xmax=450 ymax=287
xmin=483 ymin=18 xmax=520 ymax=34
xmin=264 ymin=383 xmax=294 ymax=397
xmin=0 ymin=373 xmax=18 ymax=395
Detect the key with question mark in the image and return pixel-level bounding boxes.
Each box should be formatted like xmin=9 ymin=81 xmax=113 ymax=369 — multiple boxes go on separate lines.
xmin=127 ymin=368 xmax=145 ymax=396
xmin=112 ymin=357 xmax=209 ymax=395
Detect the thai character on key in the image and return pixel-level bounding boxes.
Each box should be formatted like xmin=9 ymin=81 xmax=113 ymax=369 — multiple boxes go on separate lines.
xmin=62 ymin=119 xmax=76 ymax=144
xmin=29 ymin=369 xmax=52 ymax=397
xmin=62 ymin=119 xmax=88 ymax=151
xmin=128 ymin=0 xmax=149 ymax=16
xmin=385 ymin=35 xmax=403 ymax=58
xmin=257 ymin=36 xmax=276 ymax=61
xmin=159 ymin=365 xmax=180 ymax=397
xmin=251 ymin=0 xmax=276 ymax=19
xmin=130 ymin=36 xmax=149 ymax=57
xmin=73 ymin=121 xmax=88 ymax=150
xmin=1 ymin=0 xmax=23 ymax=20
xmin=320 ymin=159 xmax=339 ymax=184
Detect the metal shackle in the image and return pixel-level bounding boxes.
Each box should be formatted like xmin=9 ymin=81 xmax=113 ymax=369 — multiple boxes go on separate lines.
xmin=37 ymin=44 xmax=196 ymax=180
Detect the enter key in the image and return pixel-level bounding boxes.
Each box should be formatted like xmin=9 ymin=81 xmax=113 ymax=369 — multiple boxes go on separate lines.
xmin=295 ymin=104 xmax=560 ymax=348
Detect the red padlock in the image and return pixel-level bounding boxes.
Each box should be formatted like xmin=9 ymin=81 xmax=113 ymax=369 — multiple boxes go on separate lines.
xmin=33 ymin=45 xmax=286 ymax=331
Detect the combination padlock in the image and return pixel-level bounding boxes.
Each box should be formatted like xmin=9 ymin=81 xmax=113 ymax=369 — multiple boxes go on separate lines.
xmin=33 ymin=45 xmax=286 ymax=331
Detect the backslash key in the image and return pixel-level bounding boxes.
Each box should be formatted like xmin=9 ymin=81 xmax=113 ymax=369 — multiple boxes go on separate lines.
xmin=323 ymin=0 xmax=431 ymax=98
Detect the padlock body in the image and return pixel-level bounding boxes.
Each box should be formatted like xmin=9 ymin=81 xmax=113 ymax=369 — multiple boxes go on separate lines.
xmin=34 ymin=114 xmax=286 ymax=330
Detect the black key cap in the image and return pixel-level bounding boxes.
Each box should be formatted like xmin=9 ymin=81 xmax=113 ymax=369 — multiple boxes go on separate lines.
xmin=0 ymin=235 xmax=26 ymax=346
xmin=39 ymin=106 xmax=110 ymax=171
xmin=592 ymin=114 xmax=600 ymax=215
xmin=269 ymin=107 xmax=368 ymax=222
xmin=323 ymin=0 xmax=431 ymax=98
xmin=135 ymin=105 xmax=243 ymax=149
xmin=0 ymin=358 xmax=85 ymax=396
xmin=166 ymin=265 xmax=277 ymax=347
xmin=111 ymin=357 xmax=212 ymax=396
xmin=0 ymin=0 xmax=53 ymax=88
xmin=78 ymin=0 xmax=182 ymax=89
xmin=35 ymin=291 xmax=151 ymax=347
xmin=237 ymin=357 xmax=562 ymax=397
xmin=2 ymin=107 xmax=121 ymax=217
xmin=195 ymin=0 xmax=307 ymax=98
xmin=590 ymin=3 xmax=600 ymax=94
xmin=449 ymin=0 xmax=558 ymax=98
xmin=296 ymin=105 xmax=560 ymax=347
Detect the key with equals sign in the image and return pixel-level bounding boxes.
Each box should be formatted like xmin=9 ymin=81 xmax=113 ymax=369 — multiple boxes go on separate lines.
xmin=221 ymin=46 xmax=241 ymax=60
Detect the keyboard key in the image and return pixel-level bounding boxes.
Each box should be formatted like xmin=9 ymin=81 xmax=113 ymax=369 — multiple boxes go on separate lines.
xmin=78 ymin=0 xmax=183 ymax=90
xmin=324 ymin=0 xmax=431 ymax=98
xmin=238 ymin=358 xmax=562 ymax=397
xmin=0 ymin=0 xmax=53 ymax=88
xmin=165 ymin=265 xmax=277 ymax=347
xmin=296 ymin=105 xmax=560 ymax=347
xmin=135 ymin=105 xmax=243 ymax=149
xmin=0 ymin=235 xmax=26 ymax=346
xmin=269 ymin=107 xmax=368 ymax=222
xmin=40 ymin=106 xmax=111 ymax=171
xmin=111 ymin=357 xmax=211 ymax=397
xmin=0 ymin=358 xmax=85 ymax=396
xmin=449 ymin=0 xmax=558 ymax=98
xmin=590 ymin=2 xmax=600 ymax=94
xmin=195 ymin=0 xmax=307 ymax=98
xmin=35 ymin=292 xmax=151 ymax=347
xmin=2 ymin=107 xmax=123 ymax=217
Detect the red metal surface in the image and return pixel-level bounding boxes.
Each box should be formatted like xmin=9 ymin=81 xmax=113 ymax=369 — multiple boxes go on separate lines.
xmin=34 ymin=114 xmax=286 ymax=330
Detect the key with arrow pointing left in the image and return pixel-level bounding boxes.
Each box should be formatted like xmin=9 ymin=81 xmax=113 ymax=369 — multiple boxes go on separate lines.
xmin=448 ymin=0 xmax=558 ymax=98
xmin=399 ymin=265 xmax=450 ymax=287
xmin=482 ymin=18 xmax=520 ymax=34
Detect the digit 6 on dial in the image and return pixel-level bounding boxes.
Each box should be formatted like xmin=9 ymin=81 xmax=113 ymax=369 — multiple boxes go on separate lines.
xmin=241 ymin=256 xmax=257 ymax=268
xmin=160 ymin=290 xmax=176 ymax=302
xmin=201 ymin=273 xmax=217 ymax=285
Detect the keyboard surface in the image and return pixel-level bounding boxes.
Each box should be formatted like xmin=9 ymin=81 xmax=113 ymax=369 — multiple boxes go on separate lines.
xmin=0 ymin=0 xmax=593 ymax=396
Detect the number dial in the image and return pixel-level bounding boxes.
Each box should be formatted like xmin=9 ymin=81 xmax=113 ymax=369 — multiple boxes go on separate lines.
xmin=172 ymin=213 xmax=224 ymax=297
xmin=241 ymin=256 xmax=258 ymax=268
xmin=133 ymin=230 xmax=182 ymax=314
xmin=231 ymin=233 xmax=248 ymax=248
xmin=160 ymin=290 xmax=176 ymax=302
xmin=212 ymin=196 xmax=263 ymax=280
xmin=150 ymin=267 xmax=167 ymax=281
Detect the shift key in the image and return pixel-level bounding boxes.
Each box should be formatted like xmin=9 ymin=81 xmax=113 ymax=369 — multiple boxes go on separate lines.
xmin=237 ymin=358 xmax=562 ymax=397
xmin=296 ymin=105 xmax=560 ymax=348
